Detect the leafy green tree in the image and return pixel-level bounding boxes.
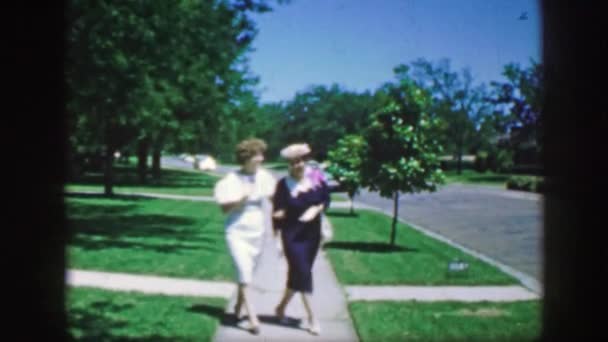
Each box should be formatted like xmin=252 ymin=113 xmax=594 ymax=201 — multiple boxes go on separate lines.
xmin=245 ymin=102 xmax=288 ymax=160
xmin=67 ymin=0 xmax=153 ymax=194
xmin=280 ymin=84 xmax=378 ymax=159
xmin=487 ymin=60 xmax=543 ymax=171
xmin=363 ymin=66 xmax=445 ymax=245
xmin=326 ymin=135 xmax=367 ymax=214
xmin=472 ymin=108 xmax=514 ymax=172
xmin=66 ymin=0 xmax=288 ymax=191
xmin=410 ymin=58 xmax=490 ymax=174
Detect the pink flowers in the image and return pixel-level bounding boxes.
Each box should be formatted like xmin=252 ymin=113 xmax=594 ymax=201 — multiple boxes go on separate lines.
xmin=305 ymin=165 xmax=327 ymax=188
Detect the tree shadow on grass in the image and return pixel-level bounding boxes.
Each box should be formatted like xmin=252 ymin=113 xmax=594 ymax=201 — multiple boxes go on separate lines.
xmin=71 ymin=166 xmax=217 ymax=190
xmin=65 ymin=197 xmax=141 ymax=219
xmin=70 ymin=235 xmax=223 ymax=254
xmin=69 ymin=306 xmax=128 ymax=341
xmin=64 ymin=192 xmax=151 ymax=202
xmin=326 ymin=211 xmax=359 ymax=218
xmin=69 ymin=300 xmax=200 ymax=342
xmin=67 ymin=195 xmax=224 ymax=253
xmin=323 ymin=241 xmax=418 ymax=253
xmin=68 ymin=214 xmax=223 ymax=253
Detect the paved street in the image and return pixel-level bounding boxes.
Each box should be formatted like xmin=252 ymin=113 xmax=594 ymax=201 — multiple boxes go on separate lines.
xmin=354 ymin=185 xmax=543 ymax=284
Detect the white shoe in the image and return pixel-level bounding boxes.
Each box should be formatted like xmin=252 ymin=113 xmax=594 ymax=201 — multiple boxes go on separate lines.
xmin=309 ymin=319 xmax=321 ymax=335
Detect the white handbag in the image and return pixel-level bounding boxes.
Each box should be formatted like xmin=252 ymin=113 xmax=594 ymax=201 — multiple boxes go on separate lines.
xmin=321 ymin=217 xmax=333 ymax=243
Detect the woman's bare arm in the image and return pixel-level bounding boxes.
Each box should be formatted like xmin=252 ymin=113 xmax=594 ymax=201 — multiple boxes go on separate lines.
xmin=220 ymin=195 xmax=248 ymax=213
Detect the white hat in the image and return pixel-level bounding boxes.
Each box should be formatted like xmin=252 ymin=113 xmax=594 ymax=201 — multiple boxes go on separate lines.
xmin=280 ymin=143 xmax=311 ymax=159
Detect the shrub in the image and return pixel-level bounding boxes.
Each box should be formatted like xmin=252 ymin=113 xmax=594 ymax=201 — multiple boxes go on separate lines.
xmin=495 ymin=149 xmax=514 ymax=173
xmin=474 ymin=151 xmax=489 ymax=172
xmin=506 ymin=175 xmax=546 ymax=193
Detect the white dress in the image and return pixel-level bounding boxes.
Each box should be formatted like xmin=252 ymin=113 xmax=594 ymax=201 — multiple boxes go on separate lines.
xmin=214 ymin=168 xmax=276 ymax=284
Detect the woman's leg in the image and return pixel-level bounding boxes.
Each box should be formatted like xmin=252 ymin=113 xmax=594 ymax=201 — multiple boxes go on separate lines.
xmin=238 ymin=284 xmax=260 ymax=333
xmin=300 ymin=231 xmax=321 ymax=334
xmin=300 ymin=292 xmax=320 ymax=335
xmin=275 ymin=288 xmax=295 ymax=320
xmin=234 ymin=287 xmax=244 ymax=319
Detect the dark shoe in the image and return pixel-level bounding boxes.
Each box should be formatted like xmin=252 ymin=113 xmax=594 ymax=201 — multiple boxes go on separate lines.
xmin=275 ymin=306 xmax=288 ymax=324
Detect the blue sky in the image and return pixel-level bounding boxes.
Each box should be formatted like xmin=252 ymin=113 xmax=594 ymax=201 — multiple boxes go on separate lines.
xmin=249 ymin=0 xmax=540 ymax=103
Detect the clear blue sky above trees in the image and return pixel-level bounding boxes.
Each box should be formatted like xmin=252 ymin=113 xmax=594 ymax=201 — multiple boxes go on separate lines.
xmin=250 ymin=0 xmax=540 ymax=103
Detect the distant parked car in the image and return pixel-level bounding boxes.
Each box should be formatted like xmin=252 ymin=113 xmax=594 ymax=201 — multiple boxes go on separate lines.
xmin=194 ymin=154 xmax=217 ymax=171
xmin=183 ymin=154 xmax=195 ymax=163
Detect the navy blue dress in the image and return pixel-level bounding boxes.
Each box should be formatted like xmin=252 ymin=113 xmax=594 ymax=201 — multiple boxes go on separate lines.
xmin=272 ymin=177 xmax=331 ymax=293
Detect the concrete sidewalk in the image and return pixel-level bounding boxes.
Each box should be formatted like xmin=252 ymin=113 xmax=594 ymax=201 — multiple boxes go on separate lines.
xmin=66 ymin=269 xmax=539 ymax=302
xmin=67 ymin=269 xmax=235 ymax=298
xmin=213 ymin=212 xmax=360 ymax=341
xmin=346 ymin=285 xmax=538 ymax=302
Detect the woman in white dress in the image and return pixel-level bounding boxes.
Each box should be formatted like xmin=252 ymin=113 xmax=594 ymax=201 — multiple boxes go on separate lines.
xmin=213 ymin=138 xmax=276 ymax=334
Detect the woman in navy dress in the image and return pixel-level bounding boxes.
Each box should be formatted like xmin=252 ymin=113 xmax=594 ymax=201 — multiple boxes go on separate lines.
xmin=272 ymin=143 xmax=330 ymax=335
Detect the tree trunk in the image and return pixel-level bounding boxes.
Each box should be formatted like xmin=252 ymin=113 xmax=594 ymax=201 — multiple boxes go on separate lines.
xmin=103 ymin=144 xmax=114 ymax=196
xmin=152 ymin=130 xmax=167 ymax=180
xmin=456 ymin=150 xmax=463 ymax=174
xmin=456 ymin=131 xmax=465 ymax=174
xmin=456 ymin=121 xmax=466 ymax=174
xmin=103 ymin=118 xmax=114 ymax=196
xmin=390 ymin=191 xmax=399 ymax=245
xmin=137 ymin=138 xmax=149 ymax=184
xmin=152 ymin=147 xmax=161 ymax=180
xmin=348 ymin=190 xmax=356 ymax=215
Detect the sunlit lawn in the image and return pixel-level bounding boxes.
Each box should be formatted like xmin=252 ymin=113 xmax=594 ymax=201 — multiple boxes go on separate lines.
xmin=330 ymin=193 xmax=348 ymax=202
xmin=443 ymin=169 xmax=511 ymax=187
xmin=68 ymin=287 xmax=227 ymax=341
xmin=66 ymin=195 xmax=233 ymax=280
xmin=349 ymin=300 xmax=541 ymax=342
xmin=324 ymin=209 xmax=518 ymax=285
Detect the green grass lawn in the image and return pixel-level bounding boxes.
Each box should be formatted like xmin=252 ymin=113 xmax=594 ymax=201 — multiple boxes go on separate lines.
xmin=264 ymin=162 xmax=288 ymax=171
xmin=443 ymin=170 xmax=511 ymax=186
xmin=330 ymin=193 xmax=348 ymax=202
xmin=324 ymin=209 xmax=517 ymax=285
xmin=68 ymin=287 xmax=227 ymax=341
xmin=349 ymin=300 xmax=540 ymax=342
xmin=66 ymin=195 xmax=233 ymax=280
xmin=66 ymin=166 xmax=218 ymax=196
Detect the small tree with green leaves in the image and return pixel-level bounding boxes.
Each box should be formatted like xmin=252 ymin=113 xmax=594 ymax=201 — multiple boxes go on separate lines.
xmin=363 ymin=66 xmax=445 ymax=245
xmin=326 ymin=135 xmax=367 ymax=214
